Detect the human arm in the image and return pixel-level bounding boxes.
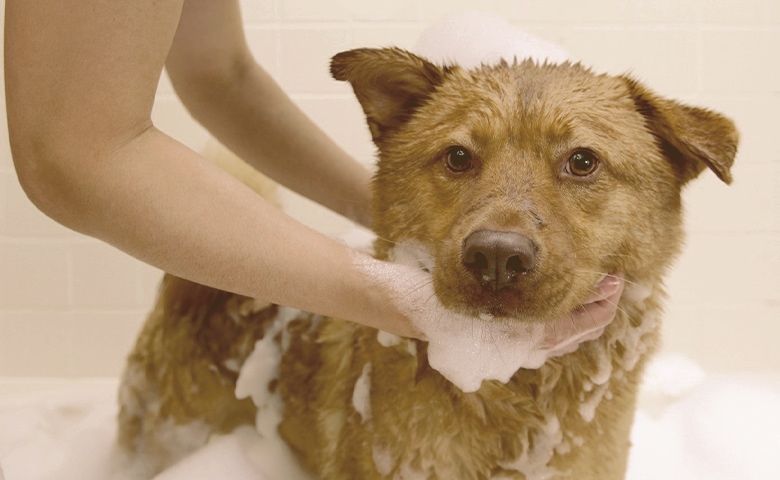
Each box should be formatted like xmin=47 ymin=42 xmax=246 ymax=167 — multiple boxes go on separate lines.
xmin=4 ymin=0 xmax=412 ymax=335
xmin=165 ymin=0 xmax=372 ymax=227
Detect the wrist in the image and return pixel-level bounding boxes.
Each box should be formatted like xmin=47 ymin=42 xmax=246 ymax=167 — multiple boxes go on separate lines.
xmin=348 ymin=252 xmax=428 ymax=339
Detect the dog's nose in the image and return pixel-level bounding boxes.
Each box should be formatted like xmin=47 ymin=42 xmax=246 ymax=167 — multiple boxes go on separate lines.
xmin=462 ymin=230 xmax=537 ymax=291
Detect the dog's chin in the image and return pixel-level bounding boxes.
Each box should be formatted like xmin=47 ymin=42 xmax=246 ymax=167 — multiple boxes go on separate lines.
xmin=435 ymin=283 xmax=575 ymax=323
xmin=440 ymin=273 xmax=624 ymax=329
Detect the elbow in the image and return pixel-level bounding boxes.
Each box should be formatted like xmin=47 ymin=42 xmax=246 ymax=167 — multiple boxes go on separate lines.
xmin=9 ymin=128 xmax=83 ymax=230
xmin=10 ymin=129 xmax=51 ymax=204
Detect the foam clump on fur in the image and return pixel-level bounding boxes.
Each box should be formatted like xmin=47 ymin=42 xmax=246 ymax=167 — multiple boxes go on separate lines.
xmin=414 ymin=10 xmax=570 ymax=69
xmin=355 ymin=243 xmax=564 ymax=393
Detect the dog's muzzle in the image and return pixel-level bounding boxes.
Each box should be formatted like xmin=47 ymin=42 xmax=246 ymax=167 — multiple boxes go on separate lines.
xmin=462 ymin=230 xmax=537 ymax=292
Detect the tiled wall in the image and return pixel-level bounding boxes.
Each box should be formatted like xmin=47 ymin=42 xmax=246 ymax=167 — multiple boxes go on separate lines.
xmin=1 ymin=0 xmax=778 ymax=377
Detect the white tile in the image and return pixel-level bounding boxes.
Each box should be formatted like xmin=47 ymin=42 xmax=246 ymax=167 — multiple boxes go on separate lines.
xmin=291 ymin=93 xmax=376 ymax=168
xmin=694 ymin=94 xmax=780 ymax=167
xmin=662 ymin=305 xmax=780 ymax=373
xmin=138 ymin=263 xmax=164 ymax=310
xmin=349 ymin=0 xmax=419 ymax=22
xmin=0 ymin=171 xmax=76 ymax=238
xmin=683 ymin=162 xmax=780 ymax=234
xmin=279 ymin=0 xmax=352 ymax=21
xmin=151 ymin=96 xmax=211 ymax=152
xmin=278 ymin=186 xmax=355 ymax=237
xmin=665 ymin=232 xmax=780 ymax=307
xmin=156 ymin=69 xmax=174 ymax=96
xmin=242 ymin=0 xmax=278 ymax=24
xmin=70 ymin=242 xmax=141 ymax=308
xmin=351 ymin=25 xmax=425 ymax=51
xmin=0 ymin=311 xmax=72 ymax=377
xmin=68 ymin=311 xmax=147 ymax=377
xmin=700 ymin=0 xmax=780 ymax=26
xmin=496 ymin=0 xmax=703 ymax=26
xmin=413 ymin=1 xmax=500 ymax=22
xmin=0 ymin=243 xmax=70 ymax=308
xmin=245 ymin=27 xmax=280 ymax=78
xmin=278 ymin=28 xmax=355 ymax=94
xmin=292 ymin=97 xmax=362 ymax=154
xmin=700 ymin=29 xmax=780 ymax=94
xmin=553 ymin=27 xmax=700 ymax=96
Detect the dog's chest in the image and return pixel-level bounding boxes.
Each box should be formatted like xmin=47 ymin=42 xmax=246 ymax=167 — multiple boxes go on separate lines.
xmin=275 ymin=284 xmax=661 ymax=479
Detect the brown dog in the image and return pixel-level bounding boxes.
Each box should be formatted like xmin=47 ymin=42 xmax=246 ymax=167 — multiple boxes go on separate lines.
xmin=118 ymin=48 xmax=738 ymax=479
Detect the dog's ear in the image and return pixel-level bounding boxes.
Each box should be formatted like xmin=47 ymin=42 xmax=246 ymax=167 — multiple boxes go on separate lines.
xmin=624 ymin=78 xmax=738 ymax=185
xmin=331 ymin=48 xmax=447 ymax=142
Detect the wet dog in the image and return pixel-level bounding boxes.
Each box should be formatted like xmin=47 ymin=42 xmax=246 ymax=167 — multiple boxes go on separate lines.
xmin=118 ymin=48 xmax=737 ymax=479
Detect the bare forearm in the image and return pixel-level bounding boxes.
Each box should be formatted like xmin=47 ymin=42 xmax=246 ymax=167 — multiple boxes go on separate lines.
xmin=4 ymin=0 xmax=405 ymax=333
xmin=33 ymin=126 xmax=379 ymax=323
xmin=167 ymin=44 xmax=373 ymax=226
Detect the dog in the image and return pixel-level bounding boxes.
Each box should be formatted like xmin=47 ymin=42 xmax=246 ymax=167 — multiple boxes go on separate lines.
xmin=118 ymin=47 xmax=738 ymax=479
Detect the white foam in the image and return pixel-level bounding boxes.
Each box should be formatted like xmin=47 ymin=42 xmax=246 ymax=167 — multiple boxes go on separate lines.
xmin=371 ymin=443 xmax=394 ymax=477
xmin=232 ymin=307 xmax=316 ymax=480
xmin=414 ymin=11 xmax=570 ymax=69
xmin=377 ymin=331 xmax=403 ymax=347
xmin=352 ymin=363 xmax=373 ymax=423
xmin=354 ymin=244 xmax=609 ymax=393
xmin=424 ymin=316 xmax=551 ymax=392
xmin=615 ymin=285 xmax=660 ymax=373
xmin=497 ymin=414 xmax=562 ymax=480
xmin=578 ymin=382 xmax=610 ymax=423
xmin=1 ymin=359 xmax=779 ymax=479
xmin=235 ymin=330 xmax=281 ymax=417
xmin=590 ymin=348 xmax=614 ymax=387
xmin=151 ymin=429 xmax=255 ymax=480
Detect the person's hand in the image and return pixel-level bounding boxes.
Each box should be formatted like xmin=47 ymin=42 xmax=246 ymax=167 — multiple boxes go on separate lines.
xmin=536 ymin=274 xmax=624 ymax=357
xmin=354 ymin=253 xmax=624 ymax=392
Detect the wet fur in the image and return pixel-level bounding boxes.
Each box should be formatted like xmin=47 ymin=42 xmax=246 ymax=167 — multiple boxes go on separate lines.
xmin=118 ymin=48 xmax=737 ymax=479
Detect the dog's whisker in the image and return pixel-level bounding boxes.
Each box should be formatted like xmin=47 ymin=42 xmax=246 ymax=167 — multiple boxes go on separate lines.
xmin=572 ymin=269 xmax=642 ymax=289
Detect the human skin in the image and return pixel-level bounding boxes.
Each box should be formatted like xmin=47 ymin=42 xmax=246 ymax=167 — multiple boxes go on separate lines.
xmin=4 ymin=0 xmax=619 ymax=344
xmin=4 ymin=0 xmax=416 ymax=336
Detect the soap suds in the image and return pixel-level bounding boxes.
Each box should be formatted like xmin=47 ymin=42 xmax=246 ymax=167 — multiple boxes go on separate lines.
xmin=415 ymin=10 xmax=570 ymax=69
xmin=614 ymin=284 xmax=660 ymax=373
xmin=233 ymin=307 xmax=316 ymax=480
xmin=355 ymin=247 xmax=549 ymax=392
xmin=354 ymin=243 xmax=622 ymax=393
xmin=579 ymin=382 xmax=610 ymax=423
xmin=352 ymin=364 xmax=373 ymax=423
xmin=235 ymin=307 xmax=304 ymax=438
xmin=224 ymin=358 xmax=242 ymax=373
xmin=497 ymin=414 xmax=562 ymax=480
xmin=371 ymin=443 xmax=394 ymax=477
xmin=377 ymin=331 xmax=402 ymax=347
xmin=589 ymin=349 xmax=614 ymax=387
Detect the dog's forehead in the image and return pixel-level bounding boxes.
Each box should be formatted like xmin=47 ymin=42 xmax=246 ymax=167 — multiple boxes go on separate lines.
xmin=430 ymin=62 xmax=639 ymax=140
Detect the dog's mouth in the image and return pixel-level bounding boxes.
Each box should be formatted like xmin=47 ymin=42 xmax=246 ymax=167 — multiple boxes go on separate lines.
xmin=387 ymin=242 xmax=624 ymax=339
xmin=387 ymin=239 xmax=624 ymax=334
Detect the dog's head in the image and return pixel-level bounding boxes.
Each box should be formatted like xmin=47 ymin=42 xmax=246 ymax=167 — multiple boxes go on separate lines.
xmin=332 ymin=48 xmax=737 ymax=322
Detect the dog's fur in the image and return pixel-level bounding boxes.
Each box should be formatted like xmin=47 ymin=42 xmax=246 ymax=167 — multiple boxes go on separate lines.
xmin=118 ymin=48 xmax=737 ymax=479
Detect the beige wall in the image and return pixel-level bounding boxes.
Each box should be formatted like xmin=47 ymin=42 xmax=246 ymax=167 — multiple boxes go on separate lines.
xmin=1 ymin=0 xmax=778 ymax=378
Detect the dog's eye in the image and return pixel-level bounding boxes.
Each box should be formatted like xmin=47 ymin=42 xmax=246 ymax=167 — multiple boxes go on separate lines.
xmin=566 ymin=149 xmax=600 ymax=177
xmin=444 ymin=146 xmax=474 ymax=173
